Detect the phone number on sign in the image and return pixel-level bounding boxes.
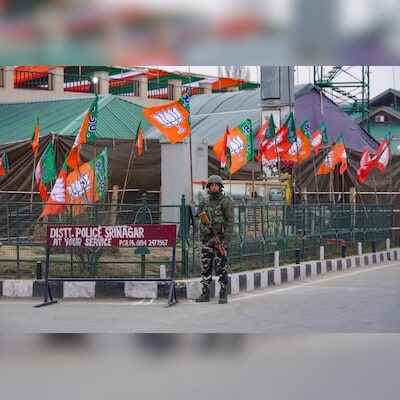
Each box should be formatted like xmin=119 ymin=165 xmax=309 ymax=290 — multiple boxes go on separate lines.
xmin=118 ymin=239 xmax=169 ymax=247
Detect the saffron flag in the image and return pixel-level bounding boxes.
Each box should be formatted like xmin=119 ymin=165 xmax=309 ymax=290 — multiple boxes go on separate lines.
xmin=66 ymin=96 xmax=98 ymax=169
xmin=259 ymin=112 xmax=294 ymax=161
xmin=316 ymin=134 xmax=347 ymax=175
xmin=142 ymin=93 xmax=191 ymax=144
xmin=214 ymin=120 xmax=253 ymax=174
xmin=0 ymin=150 xmax=9 ymax=176
xmin=311 ymin=122 xmax=329 ymax=154
xmin=134 ymin=121 xmax=143 ymax=156
xmin=213 ymin=126 xmax=231 ymax=170
xmin=255 ymin=115 xmax=276 ymax=163
xmin=256 ymin=115 xmax=276 ymax=145
xmin=355 ymin=147 xmax=373 ymax=183
xmin=39 ymin=159 xmax=68 ymax=219
xmin=30 ymin=118 xmax=40 ymax=158
xmin=66 ymin=147 xmax=108 ymax=217
xmin=282 ymin=119 xmax=312 ymax=163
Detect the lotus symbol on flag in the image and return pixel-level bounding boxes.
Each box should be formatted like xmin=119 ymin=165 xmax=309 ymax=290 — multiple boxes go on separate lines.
xmin=51 ymin=177 xmax=66 ymax=202
xmin=67 ymin=173 xmax=91 ymax=199
xmin=325 ymin=151 xmax=334 ymax=167
xmin=152 ymin=106 xmax=186 ymax=134
xmin=230 ymin=135 xmax=244 ymax=160
xmin=312 ymin=134 xmax=322 ymax=147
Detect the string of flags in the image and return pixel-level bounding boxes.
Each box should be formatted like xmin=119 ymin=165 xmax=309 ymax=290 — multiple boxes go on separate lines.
xmin=0 ymin=92 xmax=395 ymax=218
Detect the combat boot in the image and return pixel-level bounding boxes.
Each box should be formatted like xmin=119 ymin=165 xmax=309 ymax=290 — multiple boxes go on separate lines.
xmin=195 ymin=285 xmax=210 ymax=302
xmin=218 ymin=287 xmax=227 ymax=304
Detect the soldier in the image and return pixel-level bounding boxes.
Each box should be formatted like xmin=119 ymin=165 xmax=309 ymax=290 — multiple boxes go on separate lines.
xmin=195 ymin=175 xmax=234 ymax=304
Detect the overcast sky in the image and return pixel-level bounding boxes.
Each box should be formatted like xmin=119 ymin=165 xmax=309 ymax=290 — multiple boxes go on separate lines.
xmin=143 ymin=66 xmax=400 ymax=98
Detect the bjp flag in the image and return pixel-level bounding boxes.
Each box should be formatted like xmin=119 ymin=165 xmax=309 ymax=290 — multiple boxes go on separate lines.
xmin=142 ymin=94 xmax=191 ymax=144
xmin=316 ymin=134 xmax=347 ymax=175
xmin=228 ymin=119 xmax=253 ymax=174
xmin=66 ymin=147 xmax=108 ymax=216
xmin=282 ymin=120 xmax=312 ymax=164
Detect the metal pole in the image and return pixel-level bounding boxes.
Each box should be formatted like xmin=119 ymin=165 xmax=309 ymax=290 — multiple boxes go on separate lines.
xmin=295 ymin=248 xmax=301 ymax=265
xmin=36 ymin=261 xmax=42 ymax=280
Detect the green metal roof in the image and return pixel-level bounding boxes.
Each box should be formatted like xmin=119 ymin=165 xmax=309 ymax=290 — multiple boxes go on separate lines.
xmin=368 ymin=123 xmax=400 ymax=153
xmin=0 ymin=95 xmax=152 ymax=143
xmin=148 ymin=72 xmax=205 ymax=85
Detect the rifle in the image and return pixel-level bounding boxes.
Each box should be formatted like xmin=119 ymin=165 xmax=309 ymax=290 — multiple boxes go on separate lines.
xmin=197 ymin=211 xmax=227 ymax=257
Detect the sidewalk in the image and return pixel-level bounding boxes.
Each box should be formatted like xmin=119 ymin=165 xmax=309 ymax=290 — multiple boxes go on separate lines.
xmin=0 ymin=249 xmax=398 ymax=300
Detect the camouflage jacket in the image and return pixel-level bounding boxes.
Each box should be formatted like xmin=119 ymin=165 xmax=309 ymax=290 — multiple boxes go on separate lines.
xmin=197 ymin=191 xmax=234 ymax=243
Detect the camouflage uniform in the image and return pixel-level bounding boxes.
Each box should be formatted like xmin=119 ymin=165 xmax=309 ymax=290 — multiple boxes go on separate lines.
xmin=197 ymin=182 xmax=234 ymax=291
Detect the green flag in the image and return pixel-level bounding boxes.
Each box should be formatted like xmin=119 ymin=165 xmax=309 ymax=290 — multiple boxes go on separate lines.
xmin=2 ymin=150 xmax=9 ymax=173
xmin=39 ymin=142 xmax=57 ymax=184
xmin=90 ymin=146 xmax=108 ymax=200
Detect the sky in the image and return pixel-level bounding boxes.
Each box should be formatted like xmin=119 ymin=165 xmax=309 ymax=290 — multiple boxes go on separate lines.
xmin=143 ymin=66 xmax=400 ymax=99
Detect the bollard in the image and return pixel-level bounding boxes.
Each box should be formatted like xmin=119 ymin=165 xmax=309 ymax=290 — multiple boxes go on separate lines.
xmin=295 ymin=248 xmax=301 ymax=265
xmin=274 ymin=251 xmax=280 ymax=268
xmin=36 ymin=261 xmax=42 ymax=280
xmin=371 ymin=240 xmax=376 ymax=253
xmin=341 ymin=244 xmax=346 ymax=258
xmin=386 ymin=238 xmax=390 ymax=251
xmin=358 ymin=242 xmax=362 ymax=256
xmin=160 ymin=264 xmax=166 ymax=279
xmin=319 ymin=245 xmax=324 ymax=261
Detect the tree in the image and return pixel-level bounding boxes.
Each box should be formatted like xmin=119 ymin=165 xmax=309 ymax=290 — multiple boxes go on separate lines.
xmin=218 ymin=66 xmax=250 ymax=81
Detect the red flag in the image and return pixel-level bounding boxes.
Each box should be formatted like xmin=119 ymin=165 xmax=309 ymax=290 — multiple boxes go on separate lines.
xmin=0 ymin=150 xmax=9 ymax=176
xmin=66 ymin=96 xmax=98 ymax=170
xmin=30 ymin=119 xmax=40 ymax=158
xmin=0 ymin=157 xmax=5 ymax=176
xmin=374 ymin=137 xmax=390 ymax=174
xmin=259 ymin=113 xmax=294 ymax=162
xmin=355 ymin=147 xmax=373 ymax=183
xmin=142 ymin=94 xmax=191 ymax=144
xmin=259 ymin=126 xmax=291 ymax=161
xmin=316 ymin=134 xmax=347 ymax=175
xmin=39 ymin=161 xmax=68 ymax=219
xmin=357 ymin=136 xmax=391 ymax=184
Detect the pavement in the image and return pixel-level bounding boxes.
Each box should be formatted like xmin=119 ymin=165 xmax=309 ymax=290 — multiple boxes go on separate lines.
xmin=0 ymin=248 xmax=397 ymax=303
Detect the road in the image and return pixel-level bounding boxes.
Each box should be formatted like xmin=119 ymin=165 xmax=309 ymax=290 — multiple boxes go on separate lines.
xmin=1 ymin=260 xmax=400 ymax=333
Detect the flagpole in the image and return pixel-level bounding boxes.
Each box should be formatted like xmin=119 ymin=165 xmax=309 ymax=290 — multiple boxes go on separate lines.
xmin=351 ymin=149 xmax=369 ymax=220
xmin=121 ymin=139 xmax=136 ymax=206
xmin=341 ymin=172 xmax=345 ymax=204
xmin=371 ymin=133 xmax=392 ymax=206
xmin=372 ymin=170 xmax=379 ymax=204
xmin=5 ymin=171 xmax=10 ymax=240
xmin=329 ymin=171 xmax=335 ymax=204
xmin=189 ymin=133 xmax=194 ymax=204
xmin=30 ymin=154 xmax=36 ymax=211
xmin=312 ymin=155 xmax=320 ymax=203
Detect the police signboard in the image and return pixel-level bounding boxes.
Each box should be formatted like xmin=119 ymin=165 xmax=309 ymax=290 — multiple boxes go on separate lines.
xmin=47 ymin=225 xmax=177 ymax=248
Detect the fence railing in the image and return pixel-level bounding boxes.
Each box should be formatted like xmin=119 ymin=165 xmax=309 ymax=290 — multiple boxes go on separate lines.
xmin=0 ymin=198 xmax=392 ymax=280
xmin=14 ymin=70 xmax=52 ymax=90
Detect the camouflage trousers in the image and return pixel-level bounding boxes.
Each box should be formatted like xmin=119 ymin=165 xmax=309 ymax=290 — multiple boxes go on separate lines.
xmin=200 ymin=242 xmax=229 ymax=289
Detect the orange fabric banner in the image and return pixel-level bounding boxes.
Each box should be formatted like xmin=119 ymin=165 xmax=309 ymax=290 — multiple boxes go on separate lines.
xmin=143 ymin=95 xmax=191 ymax=144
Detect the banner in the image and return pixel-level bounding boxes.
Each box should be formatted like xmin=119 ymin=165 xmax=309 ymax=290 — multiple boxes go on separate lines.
xmin=66 ymin=147 xmax=108 ymax=216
